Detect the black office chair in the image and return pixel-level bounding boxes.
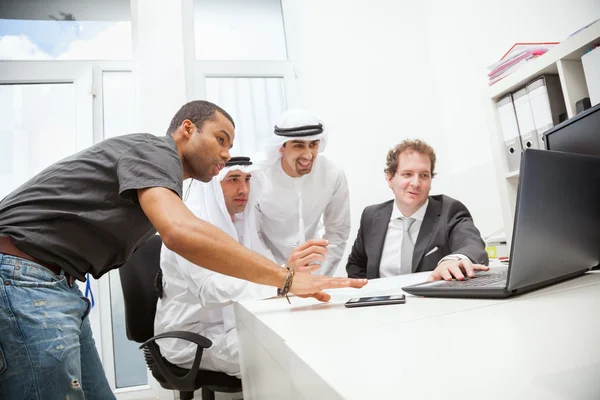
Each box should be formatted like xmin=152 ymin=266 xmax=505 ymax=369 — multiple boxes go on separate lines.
xmin=119 ymin=235 xmax=242 ymax=400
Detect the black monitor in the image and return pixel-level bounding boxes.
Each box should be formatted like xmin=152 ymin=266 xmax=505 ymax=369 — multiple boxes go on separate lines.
xmin=544 ymin=102 xmax=600 ymax=155
xmin=544 ymin=104 xmax=600 ymax=270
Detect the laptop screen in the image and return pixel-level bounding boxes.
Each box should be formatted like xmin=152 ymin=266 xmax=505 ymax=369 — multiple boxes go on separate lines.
xmin=506 ymin=149 xmax=600 ymax=291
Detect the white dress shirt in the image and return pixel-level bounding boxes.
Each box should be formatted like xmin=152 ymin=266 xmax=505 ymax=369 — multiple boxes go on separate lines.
xmin=379 ymin=200 xmax=429 ymax=278
xmin=252 ymin=156 xmax=350 ymax=276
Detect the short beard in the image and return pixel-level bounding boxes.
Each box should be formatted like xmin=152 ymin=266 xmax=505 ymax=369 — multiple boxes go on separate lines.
xmin=196 ymin=166 xmax=214 ymax=182
xmin=295 ymin=167 xmax=312 ymax=176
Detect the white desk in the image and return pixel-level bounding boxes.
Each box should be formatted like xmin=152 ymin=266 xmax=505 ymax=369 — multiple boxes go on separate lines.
xmin=235 ymin=271 xmax=600 ymax=399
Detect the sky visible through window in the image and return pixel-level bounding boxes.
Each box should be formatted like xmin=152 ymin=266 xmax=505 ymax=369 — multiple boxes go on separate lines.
xmin=0 ymin=19 xmax=131 ymax=60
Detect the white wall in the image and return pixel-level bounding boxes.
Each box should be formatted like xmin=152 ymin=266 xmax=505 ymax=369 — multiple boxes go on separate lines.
xmin=282 ymin=0 xmax=600 ymax=275
xmin=131 ymin=0 xmax=187 ymax=134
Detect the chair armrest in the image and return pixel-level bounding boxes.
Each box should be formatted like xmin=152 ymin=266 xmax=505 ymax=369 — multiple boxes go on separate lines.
xmin=140 ymin=330 xmax=213 ymax=392
xmin=140 ymin=330 xmax=212 ymax=350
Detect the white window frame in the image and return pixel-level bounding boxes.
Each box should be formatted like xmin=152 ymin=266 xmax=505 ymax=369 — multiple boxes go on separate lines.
xmin=192 ymin=61 xmax=297 ymax=107
xmin=0 ymin=59 xmax=172 ymax=400
xmin=181 ymin=0 xmax=299 ymax=107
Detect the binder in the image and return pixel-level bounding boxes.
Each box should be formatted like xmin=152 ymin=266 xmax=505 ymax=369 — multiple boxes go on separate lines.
xmin=581 ymin=46 xmax=600 ymax=107
xmin=496 ymin=94 xmax=523 ymax=171
xmin=526 ymin=75 xmax=566 ymax=149
xmin=513 ymin=86 xmax=542 ymax=150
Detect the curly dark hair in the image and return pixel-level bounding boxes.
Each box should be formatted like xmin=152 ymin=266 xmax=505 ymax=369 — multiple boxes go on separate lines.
xmin=384 ymin=139 xmax=437 ymax=178
xmin=167 ymin=100 xmax=235 ymax=136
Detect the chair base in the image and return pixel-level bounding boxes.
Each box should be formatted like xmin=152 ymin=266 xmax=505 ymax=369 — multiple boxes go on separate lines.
xmin=201 ymin=387 xmax=215 ymax=400
xmin=180 ymin=391 xmax=194 ymax=400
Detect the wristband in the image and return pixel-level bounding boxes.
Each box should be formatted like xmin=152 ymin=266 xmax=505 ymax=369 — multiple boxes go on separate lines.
xmin=277 ymin=266 xmax=295 ymax=304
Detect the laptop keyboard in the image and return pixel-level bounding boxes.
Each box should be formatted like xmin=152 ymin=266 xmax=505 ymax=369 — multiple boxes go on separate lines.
xmin=435 ymin=270 xmax=508 ymax=288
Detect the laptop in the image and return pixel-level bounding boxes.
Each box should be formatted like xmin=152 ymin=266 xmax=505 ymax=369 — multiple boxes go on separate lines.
xmin=402 ymin=149 xmax=600 ymax=299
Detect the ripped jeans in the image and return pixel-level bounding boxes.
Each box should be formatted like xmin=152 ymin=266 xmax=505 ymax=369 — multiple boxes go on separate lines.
xmin=0 ymin=254 xmax=116 ymax=400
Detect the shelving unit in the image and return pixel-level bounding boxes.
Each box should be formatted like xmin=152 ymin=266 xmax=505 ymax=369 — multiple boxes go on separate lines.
xmin=486 ymin=20 xmax=600 ymax=247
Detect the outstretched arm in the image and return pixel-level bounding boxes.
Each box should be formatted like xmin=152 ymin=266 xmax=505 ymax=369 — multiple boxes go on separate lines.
xmin=139 ymin=187 xmax=367 ymax=301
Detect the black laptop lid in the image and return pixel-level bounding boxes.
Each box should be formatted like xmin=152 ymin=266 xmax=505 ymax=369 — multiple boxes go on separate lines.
xmin=507 ymin=149 xmax=600 ymax=291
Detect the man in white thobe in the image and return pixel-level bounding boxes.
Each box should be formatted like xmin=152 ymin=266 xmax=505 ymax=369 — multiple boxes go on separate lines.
xmin=252 ymin=109 xmax=351 ymax=276
xmin=154 ymin=157 xmax=325 ymax=378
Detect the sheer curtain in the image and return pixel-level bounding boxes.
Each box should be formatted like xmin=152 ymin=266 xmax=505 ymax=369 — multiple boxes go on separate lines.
xmin=205 ymin=77 xmax=286 ymax=158
xmin=0 ymin=83 xmax=76 ymax=200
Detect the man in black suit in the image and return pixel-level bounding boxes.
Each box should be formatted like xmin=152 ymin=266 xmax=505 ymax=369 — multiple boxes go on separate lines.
xmin=346 ymin=139 xmax=489 ymax=281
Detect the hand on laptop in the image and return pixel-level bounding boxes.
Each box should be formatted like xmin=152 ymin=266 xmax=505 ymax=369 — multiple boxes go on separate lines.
xmin=427 ymin=258 xmax=489 ymax=282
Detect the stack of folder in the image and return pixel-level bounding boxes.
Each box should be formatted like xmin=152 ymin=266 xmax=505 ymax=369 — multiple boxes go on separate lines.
xmin=487 ymin=43 xmax=557 ymax=86
xmin=496 ymin=75 xmax=567 ymax=172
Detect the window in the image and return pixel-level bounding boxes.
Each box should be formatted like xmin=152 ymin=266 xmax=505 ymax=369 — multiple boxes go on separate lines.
xmin=0 ymin=83 xmax=76 ymax=199
xmin=193 ymin=0 xmax=287 ymax=61
xmin=191 ymin=0 xmax=295 ymax=156
xmin=108 ymin=271 xmax=148 ymax=387
xmin=102 ymin=71 xmax=135 ymax=139
xmin=0 ymin=0 xmax=131 ymax=60
xmin=102 ymin=70 xmax=148 ymax=388
xmin=206 ymin=77 xmax=287 ymax=155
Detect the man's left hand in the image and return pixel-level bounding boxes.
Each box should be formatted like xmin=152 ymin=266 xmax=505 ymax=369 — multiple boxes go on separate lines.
xmin=286 ymin=239 xmax=328 ymax=274
xmin=427 ymin=258 xmax=490 ymax=282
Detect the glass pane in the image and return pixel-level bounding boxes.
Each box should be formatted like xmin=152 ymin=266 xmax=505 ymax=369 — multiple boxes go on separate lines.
xmin=103 ymin=70 xmax=147 ymax=388
xmin=0 ymin=83 xmax=76 ymax=200
xmin=205 ymin=77 xmax=287 ymax=156
xmin=194 ymin=0 xmax=287 ymax=60
xmin=109 ymin=271 xmax=148 ymax=388
xmin=102 ymin=71 xmax=135 ymax=139
xmin=0 ymin=0 xmax=131 ymax=60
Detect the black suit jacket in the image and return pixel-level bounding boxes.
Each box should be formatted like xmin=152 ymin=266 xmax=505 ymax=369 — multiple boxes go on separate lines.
xmin=346 ymin=195 xmax=489 ymax=279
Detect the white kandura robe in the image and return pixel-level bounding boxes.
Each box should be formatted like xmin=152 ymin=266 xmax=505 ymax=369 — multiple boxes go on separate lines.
xmin=252 ymin=155 xmax=351 ymax=276
xmin=154 ymin=167 xmax=276 ymax=378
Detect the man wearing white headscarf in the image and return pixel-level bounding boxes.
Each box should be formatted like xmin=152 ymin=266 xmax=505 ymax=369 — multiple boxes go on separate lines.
xmin=252 ymin=109 xmax=351 ymax=276
xmin=154 ymin=156 xmax=325 ymax=378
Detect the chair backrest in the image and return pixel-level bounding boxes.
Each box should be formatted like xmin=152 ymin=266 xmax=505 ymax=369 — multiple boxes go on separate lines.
xmin=119 ymin=234 xmax=163 ymax=343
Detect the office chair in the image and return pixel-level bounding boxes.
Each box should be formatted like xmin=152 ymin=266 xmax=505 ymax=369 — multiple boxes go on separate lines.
xmin=119 ymin=235 xmax=242 ymax=400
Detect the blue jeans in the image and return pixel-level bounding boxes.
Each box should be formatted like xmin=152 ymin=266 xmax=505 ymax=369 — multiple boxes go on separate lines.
xmin=0 ymin=254 xmax=116 ymax=399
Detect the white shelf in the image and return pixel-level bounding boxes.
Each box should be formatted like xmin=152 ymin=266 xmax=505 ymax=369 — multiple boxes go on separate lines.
xmin=488 ymin=20 xmax=600 ymax=100
xmin=486 ymin=20 xmax=600 ymax=249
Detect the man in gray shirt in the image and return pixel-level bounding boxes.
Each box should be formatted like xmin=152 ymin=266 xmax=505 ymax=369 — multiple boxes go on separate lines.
xmin=0 ymin=100 xmax=367 ymax=399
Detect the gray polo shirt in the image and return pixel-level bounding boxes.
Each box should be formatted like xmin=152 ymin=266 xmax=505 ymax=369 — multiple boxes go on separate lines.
xmin=0 ymin=133 xmax=183 ymax=281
